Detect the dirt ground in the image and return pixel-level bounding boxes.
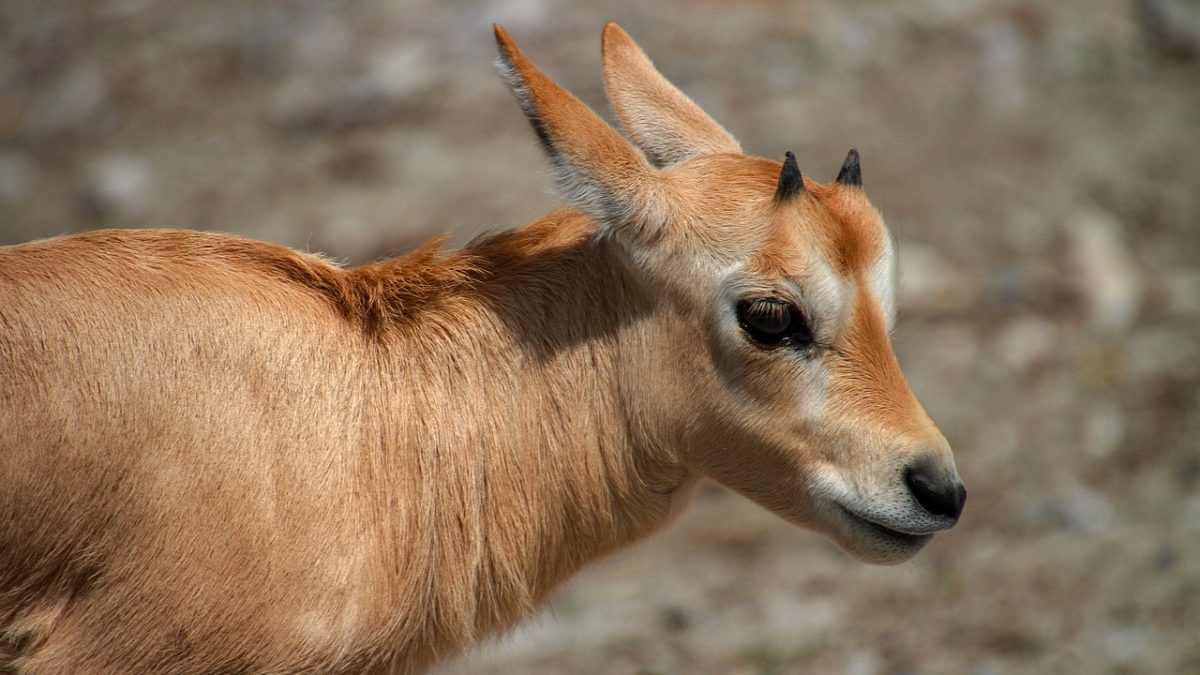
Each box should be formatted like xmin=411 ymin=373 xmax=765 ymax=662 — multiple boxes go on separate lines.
xmin=2 ymin=1 xmax=1198 ymax=673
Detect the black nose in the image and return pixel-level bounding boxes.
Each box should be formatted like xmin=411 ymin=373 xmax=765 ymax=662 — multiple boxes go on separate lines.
xmin=905 ymin=460 xmax=966 ymax=520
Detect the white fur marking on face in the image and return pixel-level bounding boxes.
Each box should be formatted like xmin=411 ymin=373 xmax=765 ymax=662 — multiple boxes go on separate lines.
xmin=810 ymin=463 xmax=857 ymax=504
xmin=868 ymin=228 xmax=897 ymax=327
xmin=791 ymin=256 xmax=853 ymax=342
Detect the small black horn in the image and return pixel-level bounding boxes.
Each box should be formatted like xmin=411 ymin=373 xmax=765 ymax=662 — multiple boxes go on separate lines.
xmin=836 ymin=148 xmax=862 ymax=187
xmin=776 ymin=151 xmax=805 ymax=201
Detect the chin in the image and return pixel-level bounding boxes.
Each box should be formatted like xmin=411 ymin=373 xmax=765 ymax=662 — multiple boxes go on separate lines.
xmin=838 ymin=531 xmax=934 ymax=565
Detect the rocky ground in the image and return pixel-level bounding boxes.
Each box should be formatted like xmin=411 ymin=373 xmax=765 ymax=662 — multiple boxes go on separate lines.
xmin=2 ymin=1 xmax=1199 ymax=673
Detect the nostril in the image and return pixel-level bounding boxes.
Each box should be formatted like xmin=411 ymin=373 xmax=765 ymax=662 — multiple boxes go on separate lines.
xmin=905 ymin=461 xmax=966 ymax=520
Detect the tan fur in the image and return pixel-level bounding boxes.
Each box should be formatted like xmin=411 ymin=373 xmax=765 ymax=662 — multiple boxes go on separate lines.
xmin=0 ymin=24 xmax=961 ymax=674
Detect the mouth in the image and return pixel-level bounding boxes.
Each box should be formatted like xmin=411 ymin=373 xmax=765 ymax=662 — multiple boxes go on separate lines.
xmin=835 ymin=504 xmax=934 ymax=549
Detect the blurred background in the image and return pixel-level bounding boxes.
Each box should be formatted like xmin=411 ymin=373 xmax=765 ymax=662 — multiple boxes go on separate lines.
xmin=2 ymin=0 xmax=1198 ymax=672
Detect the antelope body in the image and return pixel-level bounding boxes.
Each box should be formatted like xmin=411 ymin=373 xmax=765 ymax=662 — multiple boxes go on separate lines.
xmin=0 ymin=24 xmax=965 ymax=674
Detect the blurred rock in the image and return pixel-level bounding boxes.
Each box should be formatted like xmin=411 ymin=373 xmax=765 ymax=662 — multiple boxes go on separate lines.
xmin=659 ymin=605 xmax=690 ymax=633
xmin=1043 ymin=478 xmax=1115 ymax=533
xmin=291 ymin=14 xmax=356 ymax=73
xmin=25 ymin=61 xmax=109 ymax=137
xmin=897 ymin=243 xmax=978 ymax=315
xmin=1000 ymin=204 xmax=1056 ymax=255
xmin=1157 ymin=268 xmax=1200 ymax=317
xmin=363 ymin=44 xmax=440 ymax=102
xmin=270 ymin=43 xmax=438 ymax=132
xmin=324 ymin=143 xmax=385 ymax=183
xmin=1183 ymin=494 xmax=1200 ymax=532
xmin=1081 ymin=400 xmax=1124 ymax=461
xmin=1137 ymin=0 xmax=1200 ymax=62
xmin=78 ymin=153 xmax=153 ymax=221
xmin=269 ymin=78 xmax=325 ymax=128
xmin=973 ymin=16 xmax=1032 ymax=113
xmin=969 ymin=659 xmax=1005 ymax=675
xmin=1066 ymin=209 xmax=1141 ymax=334
xmin=928 ymin=322 xmax=982 ymax=372
xmin=1099 ymin=625 xmax=1157 ymax=665
xmin=1125 ymin=326 xmax=1199 ymax=381
xmin=842 ymin=649 xmax=884 ymax=675
xmin=994 ymin=316 xmax=1058 ymax=372
xmin=0 ymin=152 xmax=36 ymax=202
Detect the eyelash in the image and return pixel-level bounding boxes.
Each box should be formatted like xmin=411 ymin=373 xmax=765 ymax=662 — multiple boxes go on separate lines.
xmin=735 ymin=298 xmax=815 ymax=350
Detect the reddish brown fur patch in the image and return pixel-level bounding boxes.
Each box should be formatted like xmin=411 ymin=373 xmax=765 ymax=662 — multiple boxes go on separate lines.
xmin=807 ymin=181 xmax=888 ymax=280
xmin=350 ymin=210 xmax=599 ymax=329
xmin=10 ymin=217 xmax=604 ymax=338
xmin=666 ymin=155 xmax=779 ymax=257
xmin=730 ymin=167 xmax=922 ymax=438
xmin=829 ymin=295 xmax=930 ymax=439
xmin=729 ymin=164 xmax=885 ymax=285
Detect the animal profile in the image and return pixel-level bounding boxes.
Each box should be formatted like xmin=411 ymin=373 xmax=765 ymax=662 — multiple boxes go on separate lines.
xmin=0 ymin=23 xmax=964 ymax=674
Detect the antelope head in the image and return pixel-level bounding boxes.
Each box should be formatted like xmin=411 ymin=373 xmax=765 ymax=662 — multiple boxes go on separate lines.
xmin=495 ymin=23 xmax=964 ymax=564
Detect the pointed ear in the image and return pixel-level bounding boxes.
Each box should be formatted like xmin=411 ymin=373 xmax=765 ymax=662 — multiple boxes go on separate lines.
xmin=601 ymin=23 xmax=741 ymax=168
xmin=494 ymin=24 xmax=667 ymax=243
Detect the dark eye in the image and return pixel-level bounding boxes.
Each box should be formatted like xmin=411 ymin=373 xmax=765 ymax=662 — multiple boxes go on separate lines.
xmin=736 ymin=298 xmax=814 ymax=349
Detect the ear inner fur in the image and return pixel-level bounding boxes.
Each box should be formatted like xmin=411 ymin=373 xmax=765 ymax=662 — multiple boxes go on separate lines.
xmin=601 ymin=22 xmax=741 ymax=167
